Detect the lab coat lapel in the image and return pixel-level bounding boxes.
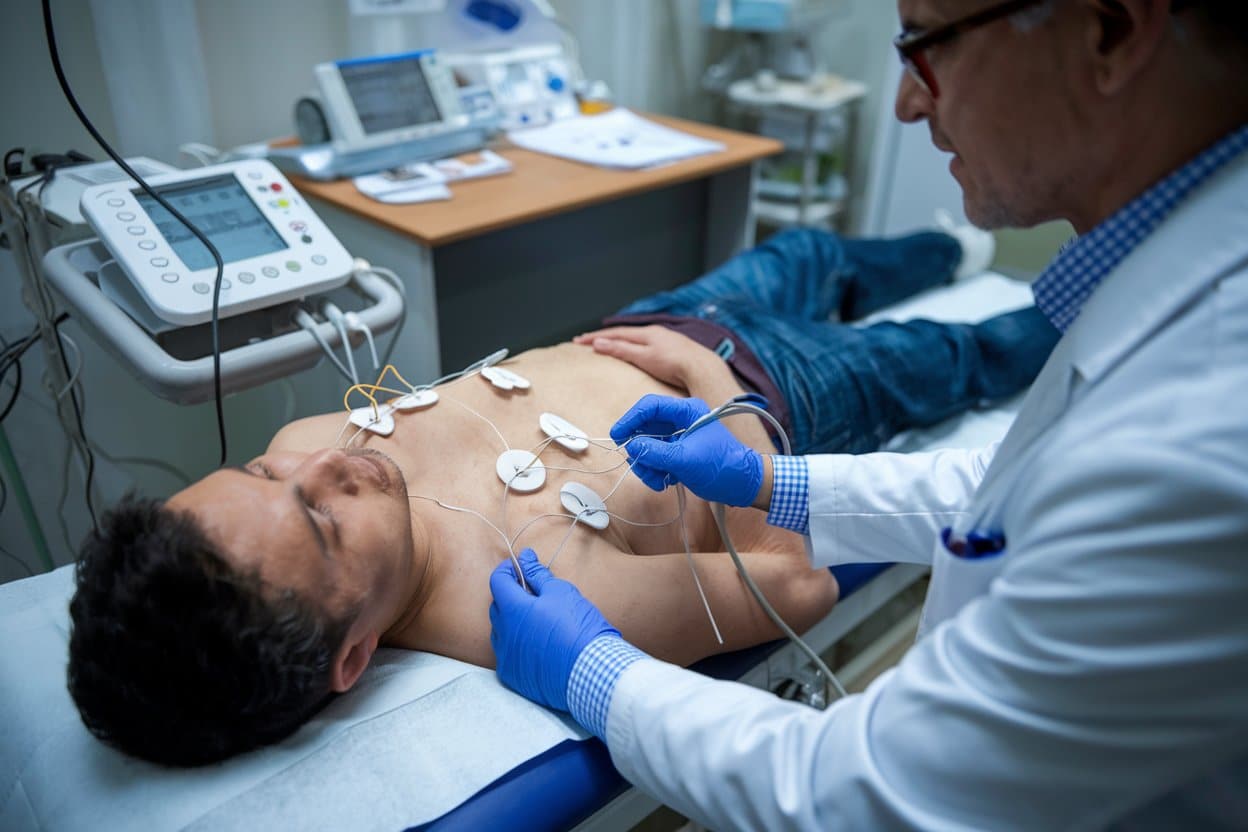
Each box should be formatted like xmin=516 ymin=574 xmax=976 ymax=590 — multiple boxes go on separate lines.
xmin=965 ymin=326 xmax=1076 ymax=521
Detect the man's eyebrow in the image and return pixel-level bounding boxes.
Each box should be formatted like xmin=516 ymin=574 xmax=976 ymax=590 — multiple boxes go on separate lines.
xmin=293 ymin=484 xmax=332 ymax=561
xmin=224 ymin=466 xmax=332 ymax=561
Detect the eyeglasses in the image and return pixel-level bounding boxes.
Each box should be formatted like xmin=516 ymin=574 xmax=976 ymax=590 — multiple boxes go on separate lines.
xmin=893 ymin=0 xmax=1049 ymax=99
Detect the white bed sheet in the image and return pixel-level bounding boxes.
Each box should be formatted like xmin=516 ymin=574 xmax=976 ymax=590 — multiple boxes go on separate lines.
xmin=0 ymin=272 xmax=1036 ymax=831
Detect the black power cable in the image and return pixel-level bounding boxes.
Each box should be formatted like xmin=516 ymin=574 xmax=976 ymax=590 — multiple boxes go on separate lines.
xmin=41 ymin=0 xmax=230 ymax=467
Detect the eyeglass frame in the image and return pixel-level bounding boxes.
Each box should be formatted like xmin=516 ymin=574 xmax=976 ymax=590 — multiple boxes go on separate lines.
xmin=893 ymin=0 xmax=1050 ymax=99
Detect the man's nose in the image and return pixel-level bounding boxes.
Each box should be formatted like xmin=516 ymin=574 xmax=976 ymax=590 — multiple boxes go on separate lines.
xmin=294 ymin=449 xmax=357 ymax=497
xmin=895 ymin=71 xmax=931 ymax=124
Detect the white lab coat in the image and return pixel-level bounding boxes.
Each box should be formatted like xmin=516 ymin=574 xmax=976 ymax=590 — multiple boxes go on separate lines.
xmin=602 ymin=153 xmax=1248 ymax=830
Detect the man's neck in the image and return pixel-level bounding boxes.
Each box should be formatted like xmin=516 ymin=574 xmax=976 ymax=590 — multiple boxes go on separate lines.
xmin=1075 ymin=114 xmax=1247 ymax=234
xmin=382 ymin=522 xmax=436 ymax=646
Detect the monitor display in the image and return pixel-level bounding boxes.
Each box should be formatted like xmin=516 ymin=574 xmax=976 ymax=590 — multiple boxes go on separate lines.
xmin=136 ymin=174 xmax=287 ymax=270
xmin=339 ymin=55 xmax=443 ymax=135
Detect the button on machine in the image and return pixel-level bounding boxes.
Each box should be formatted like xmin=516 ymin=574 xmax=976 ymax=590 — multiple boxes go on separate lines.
xmin=193 ymin=282 xmax=210 ymax=294
xmin=262 ymin=266 xmax=280 ymax=278
xmin=238 ymin=271 xmax=256 ymax=284
xmin=127 ymin=226 xmax=145 ymax=235
xmin=161 ymin=272 xmax=179 ymax=284
xmin=286 ymin=260 xmax=301 ymax=272
xmin=311 ymin=254 xmax=327 ymax=265
xmin=107 ymin=197 xmax=125 ymax=207
xmin=138 ymin=240 xmax=157 ymax=251
xmin=117 ymin=211 xmax=135 ymax=221
xmin=151 ymin=257 xmax=169 ymax=267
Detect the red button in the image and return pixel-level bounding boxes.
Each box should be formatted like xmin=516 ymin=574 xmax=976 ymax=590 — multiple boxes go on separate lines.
xmin=270 ymin=182 xmax=283 ymax=192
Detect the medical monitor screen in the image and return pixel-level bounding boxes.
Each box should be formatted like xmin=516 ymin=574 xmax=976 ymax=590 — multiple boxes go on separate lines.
xmin=136 ymin=175 xmax=287 ymax=270
xmin=339 ymin=55 xmax=443 ymax=135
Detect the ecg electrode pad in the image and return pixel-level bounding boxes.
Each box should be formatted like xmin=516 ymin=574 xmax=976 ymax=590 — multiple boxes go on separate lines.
xmin=539 ymin=412 xmax=589 ymax=452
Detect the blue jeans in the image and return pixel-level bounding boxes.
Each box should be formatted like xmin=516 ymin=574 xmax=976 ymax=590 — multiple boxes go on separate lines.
xmin=615 ymin=228 xmax=1059 ymax=454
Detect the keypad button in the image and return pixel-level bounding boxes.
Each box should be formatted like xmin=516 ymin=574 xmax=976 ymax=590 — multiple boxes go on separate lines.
xmin=238 ymin=271 xmax=255 ymax=284
xmin=138 ymin=240 xmax=157 ymax=251
xmin=127 ymin=226 xmax=145 ymax=236
xmin=193 ymin=282 xmax=210 ymax=294
xmin=285 ymin=260 xmax=301 ymax=273
xmin=117 ymin=211 xmax=135 ymax=221
xmin=301 ymin=234 xmax=313 ymax=244
xmin=106 ymin=197 xmax=125 ymax=207
xmin=220 ymin=279 xmax=231 ymax=291
xmin=161 ymin=272 xmax=179 ymax=284
xmin=150 ymin=257 xmax=169 ymax=267
xmin=311 ymin=254 xmax=327 ymax=265
xmin=262 ymin=266 xmax=280 ymax=278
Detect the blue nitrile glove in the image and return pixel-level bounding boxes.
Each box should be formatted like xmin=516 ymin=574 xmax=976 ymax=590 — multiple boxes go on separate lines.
xmin=488 ymin=548 xmax=620 ymax=713
xmin=610 ymin=394 xmax=764 ymax=507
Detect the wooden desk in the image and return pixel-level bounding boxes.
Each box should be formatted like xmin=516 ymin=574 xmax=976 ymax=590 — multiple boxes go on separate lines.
xmin=288 ymin=114 xmax=781 ymax=394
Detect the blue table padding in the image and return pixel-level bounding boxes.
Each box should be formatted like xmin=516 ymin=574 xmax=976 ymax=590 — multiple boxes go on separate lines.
xmin=410 ymin=563 xmax=893 ymax=832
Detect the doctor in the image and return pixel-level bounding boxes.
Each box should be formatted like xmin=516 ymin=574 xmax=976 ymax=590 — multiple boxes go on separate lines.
xmin=489 ymin=0 xmax=1248 ymax=827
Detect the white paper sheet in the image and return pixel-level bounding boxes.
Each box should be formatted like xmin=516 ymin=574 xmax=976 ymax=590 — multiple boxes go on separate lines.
xmin=506 ymin=108 xmax=726 ymax=170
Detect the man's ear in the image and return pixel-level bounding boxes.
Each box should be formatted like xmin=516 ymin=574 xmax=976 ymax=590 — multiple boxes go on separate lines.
xmin=330 ymin=630 xmax=379 ymax=693
xmin=1083 ymin=0 xmax=1173 ymax=95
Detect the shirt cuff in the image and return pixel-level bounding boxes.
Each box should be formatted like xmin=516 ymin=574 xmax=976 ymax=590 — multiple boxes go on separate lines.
xmin=568 ymin=635 xmax=646 ymax=739
xmin=766 ymin=454 xmax=810 ymax=535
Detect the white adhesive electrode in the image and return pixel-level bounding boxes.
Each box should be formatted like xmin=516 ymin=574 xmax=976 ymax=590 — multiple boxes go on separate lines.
xmin=539 ymin=412 xmax=589 ymax=453
xmin=349 ymin=405 xmax=396 ymax=436
xmin=496 ymin=449 xmax=546 ymax=492
xmin=481 ymin=366 xmax=531 ymax=391
xmin=392 ymin=389 xmax=439 ymax=410
xmin=559 ymin=482 xmax=609 ymax=530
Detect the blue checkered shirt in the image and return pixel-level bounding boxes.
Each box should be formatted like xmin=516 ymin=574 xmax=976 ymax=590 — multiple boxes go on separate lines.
xmin=766 ymin=454 xmax=810 ymax=535
xmin=568 ymin=636 xmax=646 ymax=738
xmin=1034 ymin=124 xmax=1248 ymax=333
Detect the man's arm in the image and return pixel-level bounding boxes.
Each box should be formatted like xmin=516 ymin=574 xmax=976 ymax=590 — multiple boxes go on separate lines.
xmin=596 ymin=437 xmax=1248 ymax=830
xmin=802 ymin=442 xmax=997 ymax=567
xmin=555 ymin=534 xmax=837 ymax=668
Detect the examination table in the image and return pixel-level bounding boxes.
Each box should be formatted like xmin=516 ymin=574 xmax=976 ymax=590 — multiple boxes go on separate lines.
xmin=0 ymin=274 xmax=1032 ymax=832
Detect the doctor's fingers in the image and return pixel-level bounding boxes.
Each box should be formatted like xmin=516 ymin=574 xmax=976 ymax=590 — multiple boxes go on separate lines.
xmin=611 ymin=394 xmax=710 ymax=444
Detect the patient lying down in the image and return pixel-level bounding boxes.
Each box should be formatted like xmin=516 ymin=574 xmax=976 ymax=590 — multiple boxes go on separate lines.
xmin=68 ymin=336 xmax=837 ymax=766
xmin=66 ymin=229 xmax=1057 ymax=767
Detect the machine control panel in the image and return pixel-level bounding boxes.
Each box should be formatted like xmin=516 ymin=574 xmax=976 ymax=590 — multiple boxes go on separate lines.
xmin=80 ymin=160 xmax=353 ymax=326
xmin=444 ymin=44 xmax=579 ymax=131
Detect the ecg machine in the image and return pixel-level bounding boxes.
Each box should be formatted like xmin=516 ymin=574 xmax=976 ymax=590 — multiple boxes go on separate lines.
xmin=78 ymin=159 xmax=353 ymax=327
xmin=273 ymin=50 xmax=497 ymax=181
xmin=36 ymin=159 xmax=404 ymax=403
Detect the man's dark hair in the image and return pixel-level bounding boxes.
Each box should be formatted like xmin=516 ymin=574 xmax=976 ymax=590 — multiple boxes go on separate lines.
xmin=67 ymin=495 xmax=353 ymax=766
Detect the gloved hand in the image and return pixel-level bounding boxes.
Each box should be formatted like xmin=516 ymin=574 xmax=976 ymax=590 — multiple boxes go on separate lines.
xmin=610 ymin=394 xmax=764 ymax=507
xmin=488 ymin=548 xmax=620 ymax=713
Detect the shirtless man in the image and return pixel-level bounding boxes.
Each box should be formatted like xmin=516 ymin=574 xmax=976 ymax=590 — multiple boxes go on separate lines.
xmin=66 ymin=228 xmax=1057 ymax=766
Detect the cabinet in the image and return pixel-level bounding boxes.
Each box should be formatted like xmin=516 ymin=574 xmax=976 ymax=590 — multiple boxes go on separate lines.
xmin=725 ymin=73 xmax=866 ymax=228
